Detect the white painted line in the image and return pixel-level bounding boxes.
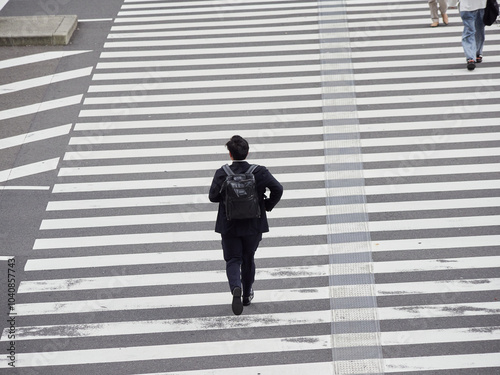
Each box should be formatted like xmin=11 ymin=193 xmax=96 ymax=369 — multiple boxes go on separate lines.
xmin=43 ymin=194 xmax=498 ymax=218
xmin=92 ymin=64 xmax=320 ymax=80
xmin=44 ymin=187 xmax=326 ymax=211
xmin=54 ymin=156 xmax=494 ymax=181
xmin=99 ymin=43 xmax=319 ymax=59
xmin=111 ymin=15 xmax=320 ymax=31
xmin=32 ymin=224 xmax=328 ymax=249
xmin=2 ymin=309 xmax=332 ymax=340
xmin=122 ymin=0 xmax=308 ymax=6
xmin=372 ymin=235 xmax=500 ymax=252
xmin=18 ymin=264 xmax=330 ymax=293
xmin=25 ymin=244 xmax=330 ymax=271
xmin=349 ymin=23 xmax=461 ymax=38
xmin=39 ymin=209 xmax=216 ymax=229
xmin=87 ymin=75 xmax=322 ymax=92
xmin=359 ymin=119 xmax=500 ymax=132
xmin=0 ymin=334 xmax=332 ymax=368
xmin=78 ymin=18 xmax=113 ymax=22
xmin=356 ymin=90 xmax=500 ymax=106
xmin=362 ymin=147 xmax=500 ymax=163
xmin=376 ymin=279 xmax=500 ymax=296
xmin=370 ymin=215 xmax=500 ymax=232
xmin=50 ymin=176 xmax=211 ymax=192
xmin=0 ymin=256 xmax=13 ymax=261
xmin=367 ymin=197 xmax=500 ymax=213
xmin=0 ymin=67 xmax=92 ymax=95
xmin=365 ymin=179 xmax=500 ymax=195
xmin=51 ymin=171 xmax=325 ymax=193
xmin=339 ymin=302 xmax=500 ymax=321
xmin=384 ymin=353 xmax=500 ymax=373
xmin=13 ymin=286 xmax=331 ymax=315
xmin=18 ymin=261 xmax=500 ymax=294
xmin=0 ymin=158 xmax=60 ymax=183
xmin=107 ymin=24 xmax=319 ymax=40
xmin=6 ymin=307 xmax=498 ymax=344
xmin=50 ymin=173 xmax=499 ymax=196
xmin=354 ymin=103 xmax=500 ymax=120
xmin=39 ymin=205 xmax=325 ymax=230
xmin=139 ymin=362 xmax=336 ymax=375
xmin=360 ymin=132 xmax=500 ymax=147
xmin=349 ymin=17 xmax=458 ymax=29
xmin=0 ymin=95 xmax=83 ymax=121
xmin=0 ymin=0 xmax=9 ymax=12
xmin=355 ymin=64 xmax=499 ymax=80
xmin=114 ymin=8 xmax=321 ymax=23
xmin=57 ymin=155 xmax=325 ymax=176
xmin=68 ymin=126 xmax=323 ymax=145
xmin=0 ymin=186 xmax=50 ymax=191
xmin=364 ymin=163 xmax=500 ymax=179
xmin=373 ymin=256 xmax=500 ymax=274
xmin=353 ymin=56 xmax=500 ymax=72
xmin=74 ymin=112 xmax=323 ymax=131
xmin=351 ymin=33 xmax=500 ymax=49
xmin=0 ymin=124 xmax=72 ymax=150
xmin=96 ymin=54 xmax=320 ymax=69
xmin=0 ymin=51 xmax=91 ymax=70
xmin=381 ymin=326 xmax=500 ymax=346
xmin=11 ymin=288 xmax=500 ymax=318
xmin=104 ymin=33 xmax=319 ymax=48
xmin=83 ymin=87 xmax=322 ymax=105
xmin=48 ymin=177 xmax=500 ymax=204
xmin=79 ymin=99 xmax=322 ymax=117
xmin=120 ymin=1 xmax=316 ymax=13
xmin=57 ymin=157 xmax=500 ymax=179
xmin=64 ymin=140 xmax=324 ymax=160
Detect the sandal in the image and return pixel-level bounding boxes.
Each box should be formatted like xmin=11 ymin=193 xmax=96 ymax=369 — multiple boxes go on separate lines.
xmin=476 ymin=55 xmax=483 ymax=63
xmin=467 ymin=59 xmax=476 ymax=71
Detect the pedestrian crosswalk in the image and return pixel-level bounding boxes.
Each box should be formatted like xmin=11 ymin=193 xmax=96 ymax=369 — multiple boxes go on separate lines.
xmin=1 ymin=0 xmax=499 ymax=373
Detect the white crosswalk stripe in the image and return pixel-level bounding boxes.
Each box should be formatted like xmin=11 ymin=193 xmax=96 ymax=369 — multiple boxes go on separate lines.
xmin=1 ymin=0 xmax=499 ymax=373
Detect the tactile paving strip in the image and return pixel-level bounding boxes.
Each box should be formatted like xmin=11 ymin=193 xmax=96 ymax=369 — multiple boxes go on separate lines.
xmin=318 ymin=0 xmax=384 ymax=373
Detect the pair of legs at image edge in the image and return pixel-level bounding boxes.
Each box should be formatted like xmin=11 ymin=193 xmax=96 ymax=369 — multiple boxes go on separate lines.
xmin=429 ymin=0 xmax=449 ymax=27
xmin=461 ymin=8 xmax=486 ymax=70
xmin=222 ymin=234 xmax=260 ymax=315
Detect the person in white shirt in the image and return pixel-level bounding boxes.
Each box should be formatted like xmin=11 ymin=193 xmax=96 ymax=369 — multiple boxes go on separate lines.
xmin=459 ymin=0 xmax=487 ymax=70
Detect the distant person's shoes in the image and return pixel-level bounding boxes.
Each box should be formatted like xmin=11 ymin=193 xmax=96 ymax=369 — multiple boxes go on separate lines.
xmin=442 ymin=14 xmax=449 ymax=25
xmin=430 ymin=21 xmax=439 ymax=27
xmin=232 ymin=287 xmax=243 ymax=315
xmin=243 ymin=289 xmax=254 ymax=306
xmin=467 ymin=59 xmax=476 ymax=71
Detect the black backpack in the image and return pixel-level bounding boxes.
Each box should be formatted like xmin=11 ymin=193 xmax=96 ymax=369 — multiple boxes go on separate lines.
xmin=484 ymin=0 xmax=499 ymax=26
xmin=220 ymin=164 xmax=261 ymax=220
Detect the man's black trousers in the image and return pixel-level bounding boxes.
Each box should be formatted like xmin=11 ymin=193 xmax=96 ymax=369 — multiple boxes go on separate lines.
xmin=221 ymin=233 xmax=262 ymax=297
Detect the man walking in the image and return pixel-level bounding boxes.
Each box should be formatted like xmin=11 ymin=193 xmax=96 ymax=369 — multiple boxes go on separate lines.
xmin=209 ymin=135 xmax=283 ymax=315
xmin=459 ymin=0 xmax=487 ymax=70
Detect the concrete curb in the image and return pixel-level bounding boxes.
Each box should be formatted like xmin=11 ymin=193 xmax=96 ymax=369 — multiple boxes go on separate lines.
xmin=0 ymin=15 xmax=78 ymax=46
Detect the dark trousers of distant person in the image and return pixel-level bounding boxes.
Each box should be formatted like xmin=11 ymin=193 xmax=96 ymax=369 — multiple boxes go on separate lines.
xmin=221 ymin=233 xmax=262 ymax=297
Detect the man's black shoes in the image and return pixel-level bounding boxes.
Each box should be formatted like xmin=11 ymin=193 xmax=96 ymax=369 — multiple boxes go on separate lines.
xmin=243 ymin=289 xmax=254 ymax=306
xmin=232 ymin=287 xmax=243 ymax=315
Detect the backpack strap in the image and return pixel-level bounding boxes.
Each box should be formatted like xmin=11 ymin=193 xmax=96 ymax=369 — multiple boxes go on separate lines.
xmin=222 ymin=164 xmax=234 ymax=176
xmin=246 ymin=164 xmax=258 ymax=174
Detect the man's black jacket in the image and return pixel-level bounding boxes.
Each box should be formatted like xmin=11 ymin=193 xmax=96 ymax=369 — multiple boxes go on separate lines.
xmin=209 ymin=161 xmax=283 ymax=236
